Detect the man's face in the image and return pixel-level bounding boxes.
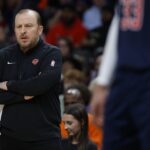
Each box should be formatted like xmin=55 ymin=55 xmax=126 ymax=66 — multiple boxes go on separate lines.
xmin=14 ymin=11 xmax=43 ymax=52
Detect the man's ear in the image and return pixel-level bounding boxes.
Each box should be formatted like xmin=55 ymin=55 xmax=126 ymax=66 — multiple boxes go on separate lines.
xmin=38 ymin=25 xmax=43 ymax=35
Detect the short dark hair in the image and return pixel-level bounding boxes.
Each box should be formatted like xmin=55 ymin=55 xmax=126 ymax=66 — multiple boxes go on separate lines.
xmin=15 ymin=9 xmax=42 ymax=25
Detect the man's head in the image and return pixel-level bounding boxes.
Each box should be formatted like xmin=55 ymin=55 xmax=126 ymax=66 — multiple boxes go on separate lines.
xmin=14 ymin=9 xmax=43 ymax=52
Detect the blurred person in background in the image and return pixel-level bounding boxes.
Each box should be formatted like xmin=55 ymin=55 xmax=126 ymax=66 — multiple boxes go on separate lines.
xmin=45 ymin=4 xmax=88 ymax=48
xmin=62 ymin=103 xmax=97 ymax=150
xmin=57 ymin=37 xmax=74 ymax=60
xmin=3 ymin=0 xmax=24 ymax=37
xmin=63 ymin=84 xmax=91 ymax=109
xmin=83 ymin=0 xmax=104 ymax=31
xmin=0 ymin=25 xmax=9 ymax=49
xmin=60 ymin=84 xmax=103 ymax=150
xmin=82 ymin=0 xmax=113 ymax=51
xmin=91 ymin=0 xmax=150 ymax=150
xmin=63 ymin=69 xmax=85 ymax=90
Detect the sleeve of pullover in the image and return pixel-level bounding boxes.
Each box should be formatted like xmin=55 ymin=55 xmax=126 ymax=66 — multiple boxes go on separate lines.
xmin=0 ymin=51 xmax=24 ymax=104
xmin=0 ymin=90 xmax=24 ymax=104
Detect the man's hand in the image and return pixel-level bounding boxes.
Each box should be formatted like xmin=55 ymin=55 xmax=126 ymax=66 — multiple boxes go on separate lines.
xmin=24 ymin=96 xmax=34 ymax=100
xmin=90 ymin=85 xmax=108 ymax=128
xmin=0 ymin=81 xmax=8 ymax=91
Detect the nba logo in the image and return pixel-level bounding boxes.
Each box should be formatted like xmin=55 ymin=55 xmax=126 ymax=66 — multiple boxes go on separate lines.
xmin=32 ymin=59 xmax=39 ymax=65
xmin=51 ymin=60 xmax=55 ymax=67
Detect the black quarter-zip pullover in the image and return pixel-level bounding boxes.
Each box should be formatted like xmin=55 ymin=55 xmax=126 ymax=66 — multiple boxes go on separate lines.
xmin=0 ymin=39 xmax=62 ymax=141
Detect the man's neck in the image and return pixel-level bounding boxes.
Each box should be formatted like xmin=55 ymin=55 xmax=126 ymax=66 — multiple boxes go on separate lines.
xmin=21 ymin=38 xmax=40 ymax=53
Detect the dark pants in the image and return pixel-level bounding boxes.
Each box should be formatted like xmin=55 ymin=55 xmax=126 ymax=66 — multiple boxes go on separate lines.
xmin=103 ymin=69 xmax=150 ymax=150
xmin=1 ymin=134 xmax=62 ymax=150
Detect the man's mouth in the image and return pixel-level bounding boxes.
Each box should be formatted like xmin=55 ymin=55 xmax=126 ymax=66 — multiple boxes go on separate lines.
xmin=21 ymin=37 xmax=27 ymax=39
xmin=20 ymin=37 xmax=28 ymax=42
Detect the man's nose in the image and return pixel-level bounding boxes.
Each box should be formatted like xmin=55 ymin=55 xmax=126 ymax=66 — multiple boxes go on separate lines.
xmin=21 ymin=27 xmax=26 ymax=34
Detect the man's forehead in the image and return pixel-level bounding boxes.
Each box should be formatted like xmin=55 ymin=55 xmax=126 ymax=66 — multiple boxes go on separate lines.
xmin=17 ymin=10 xmax=36 ymax=16
xmin=15 ymin=12 xmax=37 ymax=24
xmin=16 ymin=12 xmax=36 ymax=19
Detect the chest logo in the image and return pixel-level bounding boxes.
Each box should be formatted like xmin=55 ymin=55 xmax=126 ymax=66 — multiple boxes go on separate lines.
xmin=32 ymin=59 xmax=39 ymax=65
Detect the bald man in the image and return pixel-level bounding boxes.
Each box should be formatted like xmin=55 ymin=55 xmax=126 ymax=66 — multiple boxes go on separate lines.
xmin=0 ymin=9 xmax=62 ymax=150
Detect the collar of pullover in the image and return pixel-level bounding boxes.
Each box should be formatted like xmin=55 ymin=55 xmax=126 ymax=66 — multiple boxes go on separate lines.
xmin=17 ymin=38 xmax=44 ymax=55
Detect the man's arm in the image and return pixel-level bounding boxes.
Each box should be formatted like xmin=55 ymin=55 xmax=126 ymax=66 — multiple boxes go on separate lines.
xmin=90 ymin=12 xmax=119 ymax=127
xmin=0 ymin=84 xmax=33 ymax=104
xmin=0 ymin=90 xmax=25 ymax=104
xmin=0 ymin=50 xmax=27 ymax=104
xmin=6 ymin=48 xmax=62 ymax=96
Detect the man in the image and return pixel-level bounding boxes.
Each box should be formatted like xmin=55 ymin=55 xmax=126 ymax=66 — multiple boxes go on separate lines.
xmin=91 ymin=0 xmax=150 ymax=150
xmin=0 ymin=9 xmax=62 ymax=150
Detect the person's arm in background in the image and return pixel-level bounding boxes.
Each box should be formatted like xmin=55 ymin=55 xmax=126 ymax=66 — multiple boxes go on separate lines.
xmin=1 ymin=48 xmax=62 ymax=96
xmin=90 ymin=12 xmax=119 ymax=127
